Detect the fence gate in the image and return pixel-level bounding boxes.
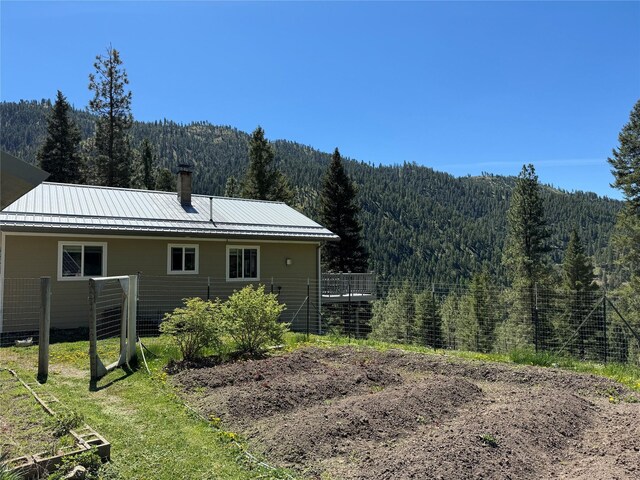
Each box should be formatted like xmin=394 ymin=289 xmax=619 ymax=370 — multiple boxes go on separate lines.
xmin=88 ymin=276 xmax=137 ymax=381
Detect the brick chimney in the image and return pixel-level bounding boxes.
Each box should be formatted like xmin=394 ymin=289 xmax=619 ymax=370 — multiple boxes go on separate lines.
xmin=177 ymin=164 xmax=193 ymax=207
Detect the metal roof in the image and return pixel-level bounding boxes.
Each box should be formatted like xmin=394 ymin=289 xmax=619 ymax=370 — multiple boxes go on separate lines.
xmin=0 ymin=151 xmax=49 ymax=209
xmin=0 ymin=182 xmax=339 ymax=241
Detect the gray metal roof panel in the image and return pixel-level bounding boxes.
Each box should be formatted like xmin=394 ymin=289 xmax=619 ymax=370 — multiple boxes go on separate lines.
xmin=0 ymin=183 xmax=338 ymax=240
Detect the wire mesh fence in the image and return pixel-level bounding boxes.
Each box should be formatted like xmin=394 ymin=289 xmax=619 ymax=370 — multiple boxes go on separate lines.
xmin=0 ymin=278 xmax=41 ymax=348
xmin=93 ymin=279 xmax=127 ymax=368
xmin=137 ymin=274 xmax=322 ymax=337
xmin=326 ymin=279 xmax=640 ymax=367
xmin=1 ymin=274 xmax=639 ymax=369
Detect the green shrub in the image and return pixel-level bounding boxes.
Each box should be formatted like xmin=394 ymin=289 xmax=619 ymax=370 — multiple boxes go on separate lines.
xmin=222 ymin=285 xmax=287 ymax=355
xmin=160 ymin=297 xmax=224 ymax=361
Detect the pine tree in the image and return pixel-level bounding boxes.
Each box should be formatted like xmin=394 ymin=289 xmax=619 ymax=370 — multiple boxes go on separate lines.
xmin=129 ymin=148 xmax=144 ymax=189
xmin=320 ymin=148 xmax=369 ymax=273
xmin=37 ymin=90 xmax=84 ymax=183
xmin=370 ymin=283 xmax=416 ymax=343
xmin=440 ymin=291 xmax=460 ymax=349
xmin=88 ymin=45 xmax=133 ymax=188
xmin=562 ymin=229 xmax=597 ymax=358
xmin=415 ymin=289 xmax=443 ymax=348
xmin=155 ymin=168 xmax=175 ymax=192
xmin=140 ymin=138 xmax=155 ymax=190
xmin=608 ymin=99 xmax=640 ymax=284
xmin=609 ymin=100 xmax=640 ymax=213
xmin=242 ymin=126 xmax=293 ymax=202
xmin=469 ymin=269 xmax=499 ymax=353
xmin=563 ymin=229 xmax=596 ymax=291
xmin=224 ymin=176 xmax=241 ymax=197
xmin=607 ymin=99 xmax=640 ymax=360
xmin=503 ymin=164 xmax=553 ymax=350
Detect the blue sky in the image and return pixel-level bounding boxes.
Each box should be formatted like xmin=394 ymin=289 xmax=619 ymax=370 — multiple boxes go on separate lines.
xmin=2 ymin=1 xmax=639 ymax=199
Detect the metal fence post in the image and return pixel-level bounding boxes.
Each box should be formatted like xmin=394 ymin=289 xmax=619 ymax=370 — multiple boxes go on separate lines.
xmin=533 ymin=283 xmax=539 ymax=353
xmin=602 ymin=291 xmax=608 ymax=363
xmin=38 ymin=277 xmax=51 ymax=382
xmin=306 ymin=278 xmax=310 ymax=339
xmin=347 ymin=277 xmax=352 ymax=340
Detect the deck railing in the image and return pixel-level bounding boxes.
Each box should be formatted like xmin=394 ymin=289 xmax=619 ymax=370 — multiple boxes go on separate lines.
xmin=321 ymin=272 xmax=376 ymax=298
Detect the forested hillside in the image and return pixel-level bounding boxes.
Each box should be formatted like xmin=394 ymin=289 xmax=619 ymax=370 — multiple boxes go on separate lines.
xmin=0 ymin=100 xmax=621 ymax=284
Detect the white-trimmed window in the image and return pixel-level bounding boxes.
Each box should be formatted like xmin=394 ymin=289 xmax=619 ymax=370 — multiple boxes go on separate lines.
xmin=168 ymin=244 xmax=199 ymax=274
xmin=58 ymin=242 xmax=107 ymax=281
xmin=226 ymin=246 xmax=260 ymax=281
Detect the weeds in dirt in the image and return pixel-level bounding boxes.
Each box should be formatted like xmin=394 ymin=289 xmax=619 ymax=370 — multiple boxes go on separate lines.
xmin=479 ymin=433 xmax=499 ymax=448
xmin=45 ymin=449 xmax=103 ymax=480
xmin=51 ymin=410 xmax=84 ymax=437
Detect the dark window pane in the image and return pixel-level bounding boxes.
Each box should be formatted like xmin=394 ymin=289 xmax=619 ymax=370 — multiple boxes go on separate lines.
xmin=84 ymin=246 xmax=103 ymax=276
xmin=62 ymin=245 xmax=82 ymax=277
xmin=244 ymin=248 xmax=257 ymax=278
xmin=229 ymin=249 xmax=239 ymax=278
xmin=171 ymin=247 xmax=183 ymax=271
xmin=184 ymin=248 xmax=196 ymax=271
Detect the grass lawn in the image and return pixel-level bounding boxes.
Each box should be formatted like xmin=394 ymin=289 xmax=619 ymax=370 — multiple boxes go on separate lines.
xmin=0 ymin=339 xmax=296 ymax=480
xmin=0 ymin=369 xmax=77 ymax=460
xmin=1 ymin=333 xmax=638 ymax=479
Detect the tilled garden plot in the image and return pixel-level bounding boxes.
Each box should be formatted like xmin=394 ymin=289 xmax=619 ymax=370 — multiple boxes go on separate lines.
xmin=172 ymin=347 xmax=640 ymax=479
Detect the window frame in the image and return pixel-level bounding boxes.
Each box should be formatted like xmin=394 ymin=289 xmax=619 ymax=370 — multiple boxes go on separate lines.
xmin=57 ymin=241 xmax=107 ymax=281
xmin=167 ymin=244 xmax=200 ymax=275
xmin=226 ymin=245 xmax=260 ymax=282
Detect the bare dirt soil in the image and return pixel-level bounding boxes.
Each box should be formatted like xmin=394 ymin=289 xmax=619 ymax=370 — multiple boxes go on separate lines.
xmin=172 ymin=347 xmax=640 ymax=479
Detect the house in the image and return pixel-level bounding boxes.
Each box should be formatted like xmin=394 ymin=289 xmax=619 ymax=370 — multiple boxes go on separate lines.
xmin=0 ymin=167 xmax=338 ymax=335
xmin=1 ymin=151 xmax=49 ymax=209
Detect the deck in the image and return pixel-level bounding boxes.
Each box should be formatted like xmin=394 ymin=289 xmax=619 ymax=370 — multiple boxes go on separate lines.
xmin=321 ymin=273 xmax=376 ymax=303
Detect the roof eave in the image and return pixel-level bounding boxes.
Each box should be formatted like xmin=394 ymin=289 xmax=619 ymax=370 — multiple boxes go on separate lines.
xmin=0 ymin=223 xmax=340 ymax=242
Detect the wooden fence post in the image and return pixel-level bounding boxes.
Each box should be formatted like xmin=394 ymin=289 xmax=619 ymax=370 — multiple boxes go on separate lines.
xmin=89 ymin=279 xmax=98 ymax=381
xmin=127 ymin=274 xmax=138 ymax=363
xmin=38 ymin=276 xmax=51 ymax=382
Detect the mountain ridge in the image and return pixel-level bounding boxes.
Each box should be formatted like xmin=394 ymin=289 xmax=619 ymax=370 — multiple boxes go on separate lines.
xmin=0 ymin=99 xmax=622 ymax=284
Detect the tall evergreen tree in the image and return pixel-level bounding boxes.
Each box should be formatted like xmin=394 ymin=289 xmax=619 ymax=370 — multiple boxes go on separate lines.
xmin=140 ymin=138 xmax=155 ymax=190
xmin=88 ymin=45 xmax=133 ymax=187
xmin=224 ymin=176 xmax=241 ymax=197
xmin=607 ymin=100 xmax=640 ymax=362
xmin=37 ymin=90 xmax=84 ymax=183
xmin=155 ymin=168 xmax=175 ymax=192
xmin=563 ymin=229 xmax=596 ymax=291
xmin=415 ymin=289 xmax=443 ymax=348
xmin=242 ymin=126 xmax=293 ymax=202
xmin=608 ymin=99 xmax=640 ymax=285
xmin=469 ymin=268 xmax=499 ymax=353
xmin=370 ymin=283 xmax=416 ymax=343
xmin=503 ymin=164 xmax=553 ymax=349
xmin=561 ymin=229 xmax=598 ymax=358
xmin=320 ymin=148 xmax=369 ymax=273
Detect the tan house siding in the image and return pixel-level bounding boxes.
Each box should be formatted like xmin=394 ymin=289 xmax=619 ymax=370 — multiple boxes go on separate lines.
xmin=2 ymin=233 xmax=319 ymax=332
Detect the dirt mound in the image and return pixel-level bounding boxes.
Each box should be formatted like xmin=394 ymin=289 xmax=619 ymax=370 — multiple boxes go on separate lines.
xmin=175 ymin=349 xmax=403 ymax=421
xmin=313 ymin=346 xmax=632 ymax=397
xmin=345 ymin=389 xmax=594 ymax=480
xmin=172 ymin=346 xmax=640 ymax=479
xmin=256 ymin=376 xmax=482 ymax=467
